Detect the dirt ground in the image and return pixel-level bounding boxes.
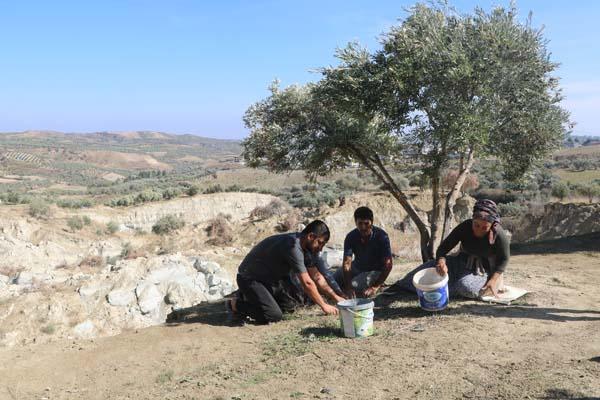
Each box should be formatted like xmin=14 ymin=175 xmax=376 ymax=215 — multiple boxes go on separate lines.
xmin=1 ymin=245 xmax=599 ymax=400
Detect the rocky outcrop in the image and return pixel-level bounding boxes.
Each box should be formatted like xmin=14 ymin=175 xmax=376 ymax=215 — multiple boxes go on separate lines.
xmin=512 ymin=202 xmax=600 ymax=242
xmin=0 ymin=254 xmax=234 ymax=346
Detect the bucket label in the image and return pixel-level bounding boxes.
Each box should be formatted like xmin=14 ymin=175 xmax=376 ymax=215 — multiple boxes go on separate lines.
xmin=417 ymin=285 xmax=448 ymax=311
xmin=353 ymin=309 xmax=374 ymax=337
xmin=423 ymin=291 xmax=442 ymax=302
xmin=339 ymin=304 xmax=374 ymax=338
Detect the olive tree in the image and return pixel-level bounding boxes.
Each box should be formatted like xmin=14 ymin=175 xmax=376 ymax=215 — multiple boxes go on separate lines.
xmin=243 ymin=3 xmax=570 ymax=261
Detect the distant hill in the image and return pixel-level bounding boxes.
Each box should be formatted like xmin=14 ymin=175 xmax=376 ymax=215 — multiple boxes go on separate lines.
xmin=0 ymin=130 xmax=243 ymax=189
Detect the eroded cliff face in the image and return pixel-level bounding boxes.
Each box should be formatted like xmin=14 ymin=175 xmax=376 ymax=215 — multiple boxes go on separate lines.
xmin=512 ymin=202 xmax=600 ymax=243
xmin=119 ymin=192 xmax=276 ymax=231
xmin=0 ymin=192 xmax=278 ymax=347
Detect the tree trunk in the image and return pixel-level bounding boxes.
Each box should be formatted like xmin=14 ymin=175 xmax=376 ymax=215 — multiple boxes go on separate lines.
xmin=442 ymin=148 xmax=475 ymax=239
xmin=349 ymin=145 xmax=433 ymax=261
xmin=429 ymin=172 xmax=445 ymax=258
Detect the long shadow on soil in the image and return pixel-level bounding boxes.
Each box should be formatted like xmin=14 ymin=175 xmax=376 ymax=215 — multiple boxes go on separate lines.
xmin=373 ymin=290 xmax=600 ymax=323
xmin=299 ymin=326 xmax=340 ymax=338
xmin=541 ymin=389 xmax=600 ymax=400
xmin=165 ymin=300 xmax=236 ymax=327
xmin=511 ymin=232 xmax=600 ymax=255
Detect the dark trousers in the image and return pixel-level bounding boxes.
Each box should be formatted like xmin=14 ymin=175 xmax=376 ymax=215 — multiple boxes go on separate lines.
xmin=235 ymin=274 xmax=303 ymax=324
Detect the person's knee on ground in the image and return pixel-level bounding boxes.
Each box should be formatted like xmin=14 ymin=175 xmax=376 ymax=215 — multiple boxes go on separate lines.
xmin=451 ymin=274 xmax=487 ymax=299
xmin=351 ymin=271 xmax=381 ymax=293
xmin=395 ymin=260 xmax=436 ymax=293
xmin=262 ymin=307 xmax=283 ymax=323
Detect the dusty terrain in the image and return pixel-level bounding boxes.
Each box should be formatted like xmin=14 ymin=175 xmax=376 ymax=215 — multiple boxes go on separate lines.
xmin=1 ymin=244 xmax=598 ymax=400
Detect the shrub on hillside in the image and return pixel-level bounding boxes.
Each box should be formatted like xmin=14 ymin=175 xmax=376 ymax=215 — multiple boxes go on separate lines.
xmin=204 ymin=184 xmax=223 ymax=194
xmin=152 ymin=215 xmax=185 ymax=235
xmin=205 ymin=213 xmax=233 ymax=246
xmin=67 ymin=216 xmax=84 ymax=231
xmin=275 ymin=211 xmax=302 ymax=232
xmin=472 ymin=189 xmax=517 ymax=204
xmin=3 ymin=192 xmax=21 ymax=205
xmin=186 ymin=185 xmax=199 ymax=196
xmin=79 ymin=255 xmax=105 ymax=269
xmin=287 ymin=184 xmax=338 ymax=208
xmin=551 ymin=182 xmax=570 ymax=201
xmin=119 ymin=242 xmax=145 ymax=259
xmin=574 ymin=183 xmax=600 ymax=203
xmin=498 ymin=202 xmax=528 ymax=218
xmin=250 ymin=199 xmax=289 ymax=220
xmin=57 ymin=198 xmax=94 ymax=209
xmin=162 ymin=188 xmax=182 ymax=200
xmin=106 ymin=221 xmax=119 ymax=234
xmin=135 ymin=190 xmax=162 ymax=204
xmin=28 ymin=199 xmax=50 ymax=219
xmin=335 ymin=176 xmax=362 ymax=191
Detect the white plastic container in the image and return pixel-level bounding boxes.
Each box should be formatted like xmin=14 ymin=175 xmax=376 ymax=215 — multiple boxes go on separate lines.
xmin=336 ymin=298 xmax=374 ymax=338
xmin=413 ymin=267 xmax=449 ymax=311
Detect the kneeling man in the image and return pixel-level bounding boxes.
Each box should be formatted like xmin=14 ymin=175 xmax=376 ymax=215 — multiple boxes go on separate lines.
xmin=334 ymin=207 xmax=393 ymax=297
xmin=229 ymin=220 xmax=343 ymax=324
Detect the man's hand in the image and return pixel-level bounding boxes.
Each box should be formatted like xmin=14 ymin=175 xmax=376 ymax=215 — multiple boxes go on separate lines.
xmin=321 ymin=304 xmax=339 ymax=316
xmin=435 ymin=258 xmax=448 ymax=276
xmin=363 ymin=285 xmax=380 ymax=297
xmin=333 ymin=294 xmax=346 ymax=304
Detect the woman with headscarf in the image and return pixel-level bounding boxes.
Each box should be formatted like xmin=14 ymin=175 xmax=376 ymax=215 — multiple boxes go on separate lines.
xmin=396 ymin=199 xmax=509 ymax=299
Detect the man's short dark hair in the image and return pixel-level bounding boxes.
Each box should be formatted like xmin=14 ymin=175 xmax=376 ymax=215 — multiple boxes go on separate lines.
xmin=354 ymin=206 xmax=373 ymax=222
xmin=301 ymin=220 xmax=330 ymax=241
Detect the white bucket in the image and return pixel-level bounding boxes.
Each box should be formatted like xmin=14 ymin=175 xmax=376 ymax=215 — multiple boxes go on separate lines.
xmin=413 ymin=267 xmax=449 ymax=311
xmin=336 ymin=298 xmax=374 ymax=338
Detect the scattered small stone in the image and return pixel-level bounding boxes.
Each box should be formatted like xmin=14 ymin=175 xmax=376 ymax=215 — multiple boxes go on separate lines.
xmin=320 ymin=387 xmax=333 ymax=395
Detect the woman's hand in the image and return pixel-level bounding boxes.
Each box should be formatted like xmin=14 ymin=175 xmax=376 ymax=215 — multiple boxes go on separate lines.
xmin=435 ymin=258 xmax=448 ymax=276
xmin=480 ymin=272 xmax=503 ymax=297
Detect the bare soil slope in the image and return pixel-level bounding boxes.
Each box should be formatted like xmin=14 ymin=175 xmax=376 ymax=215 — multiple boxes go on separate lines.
xmin=1 ymin=248 xmax=599 ymax=400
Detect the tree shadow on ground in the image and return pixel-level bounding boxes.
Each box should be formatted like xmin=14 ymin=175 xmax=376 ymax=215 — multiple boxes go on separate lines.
xmin=375 ymin=277 xmax=600 ymax=322
xmin=541 ymin=388 xmax=600 ymax=399
xmin=511 ymin=232 xmax=600 ymax=255
xmin=374 ymin=298 xmax=600 ymax=323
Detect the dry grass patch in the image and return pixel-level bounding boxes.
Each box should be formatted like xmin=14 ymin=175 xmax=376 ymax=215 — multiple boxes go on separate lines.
xmin=205 ymin=214 xmax=234 ymax=246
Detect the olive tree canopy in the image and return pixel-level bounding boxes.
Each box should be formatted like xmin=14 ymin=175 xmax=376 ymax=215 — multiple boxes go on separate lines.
xmin=243 ymin=3 xmax=570 ymax=261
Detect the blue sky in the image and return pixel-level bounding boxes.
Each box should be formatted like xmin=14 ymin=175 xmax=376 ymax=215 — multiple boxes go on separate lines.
xmin=0 ymin=1 xmax=598 ymax=139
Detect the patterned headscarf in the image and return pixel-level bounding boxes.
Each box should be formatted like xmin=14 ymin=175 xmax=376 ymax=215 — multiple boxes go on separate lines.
xmin=472 ymin=199 xmax=501 ymax=244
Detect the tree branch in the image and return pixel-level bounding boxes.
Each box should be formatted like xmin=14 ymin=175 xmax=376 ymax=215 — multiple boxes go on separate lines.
xmin=442 ymin=146 xmax=475 ymax=239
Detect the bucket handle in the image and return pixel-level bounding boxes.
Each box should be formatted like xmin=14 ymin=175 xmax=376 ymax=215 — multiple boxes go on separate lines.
xmin=340 ymin=308 xmax=373 ymax=318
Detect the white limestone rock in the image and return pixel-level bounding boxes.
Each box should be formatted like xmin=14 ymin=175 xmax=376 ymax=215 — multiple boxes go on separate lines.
xmin=73 ymin=320 xmax=96 ymax=339
xmin=135 ymin=283 xmax=163 ymax=315
xmin=194 ymin=259 xmax=220 ymax=274
xmin=15 ymin=271 xmax=33 ymax=286
xmin=107 ymin=289 xmax=136 ymax=307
